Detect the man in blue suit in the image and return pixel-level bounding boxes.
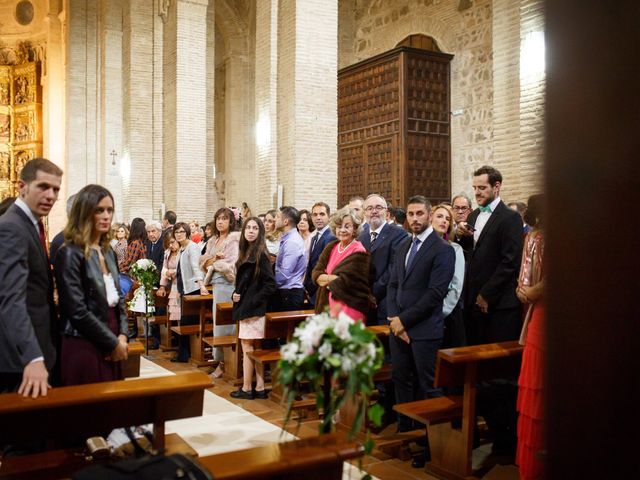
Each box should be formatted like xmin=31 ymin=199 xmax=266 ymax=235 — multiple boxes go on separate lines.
xmin=303 ymin=202 xmax=336 ymax=307
xmin=387 ymin=195 xmax=455 ymax=433
xmin=358 ymin=194 xmax=407 ymax=325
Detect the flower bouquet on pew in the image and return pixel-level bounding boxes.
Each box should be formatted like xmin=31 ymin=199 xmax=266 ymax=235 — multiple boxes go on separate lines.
xmin=127 ymin=258 xmax=159 ymax=315
xmin=278 ymin=310 xmax=385 ymax=460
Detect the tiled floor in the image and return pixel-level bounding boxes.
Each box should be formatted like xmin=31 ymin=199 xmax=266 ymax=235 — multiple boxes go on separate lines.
xmin=148 ymin=348 xmax=519 ymax=480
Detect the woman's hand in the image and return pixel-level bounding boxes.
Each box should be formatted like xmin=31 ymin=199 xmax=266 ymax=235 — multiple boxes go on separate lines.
xmin=199 ymin=285 xmax=209 ymax=295
xmin=316 ymin=274 xmax=338 ymax=287
xmin=165 ymin=269 xmax=175 ymax=279
xmin=518 ymin=283 xmax=543 ymax=304
xmin=157 ymin=286 xmax=166 ymax=297
xmin=215 ymin=251 xmax=225 ymax=259
xmin=108 ymin=336 xmax=129 ymax=362
xmin=232 ymin=293 xmax=241 ymax=302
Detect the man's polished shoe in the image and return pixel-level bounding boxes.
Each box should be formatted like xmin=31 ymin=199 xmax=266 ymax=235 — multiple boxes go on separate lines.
xmin=411 ymin=452 xmax=426 ymax=469
xmin=230 ymin=389 xmax=254 ymax=400
xmin=170 ymin=357 xmax=188 ymax=363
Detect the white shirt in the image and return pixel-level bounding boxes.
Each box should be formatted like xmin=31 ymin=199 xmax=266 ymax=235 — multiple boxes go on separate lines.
xmin=405 ymin=226 xmax=434 ymax=267
xmin=14 ymin=197 xmax=39 ymax=230
xmin=369 ymin=222 xmax=385 ymax=243
xmin=474 ymin=196 xmax=501 ymax=244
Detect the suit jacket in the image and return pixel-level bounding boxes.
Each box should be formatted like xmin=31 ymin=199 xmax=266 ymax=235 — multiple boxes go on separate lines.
xmin=304 ymin=228 xmax=336 ymax=304
xmin=0 ymin=205 xmax=57 ymax=373
xmin=145 ymin=239 xmax=165 ymax=284
xmin=387 ymin=232 xmax=455 ymax=340
xmin=358 ymin=222 xmax=408 ymax=323
xmin=463 ymin=201 xmax=524 ymax=311
xmin=55 ymin=244 xmax=128 ymax=354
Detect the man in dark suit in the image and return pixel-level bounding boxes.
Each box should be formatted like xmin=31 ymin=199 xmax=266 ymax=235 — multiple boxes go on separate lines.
xmin=457 ymin=165 xmax=524 ymax=456
xmin=0 ymin=158 xmax=63 ymax=398
xmin=457 ymin=166 xmax=524 ymax=345
xmin=387 ymin=195 xmax=455 ymax=435
xmin=451 ymin=193 xmax=474 ymax=259
xmin=304 ymin=202 xmax=336 ymax=307
xmin=358 ymin=194 xmax=407 ymax=325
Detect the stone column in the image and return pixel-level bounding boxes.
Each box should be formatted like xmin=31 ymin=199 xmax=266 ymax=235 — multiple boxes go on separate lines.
xmin=277 ymin=0 xmax=338 ymax=210
xmin=163 ymin=0 xmax=208 ymax=221
xmin=122 ymin=0 xmax=155 ymax=221
xmin=254 ymin=0 xmax=278 ymax=213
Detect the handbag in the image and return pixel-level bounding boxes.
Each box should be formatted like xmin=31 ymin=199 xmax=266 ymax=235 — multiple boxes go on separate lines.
xmin=73 ymin=453 xmax=213 ymax=480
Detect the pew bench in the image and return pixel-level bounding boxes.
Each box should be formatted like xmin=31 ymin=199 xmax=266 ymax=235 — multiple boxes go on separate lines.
xmin=201 ymin=302 xmax=241 ymax=383
xmin=393 ymin=340 xmax=524 ymax=479
xmin=170 ymin=292 xmax=213 ymax=366
xmin=122 ymin=339 xmax=146 ymax=378
xmin=0 ymin=371 xmax=212 ymax=480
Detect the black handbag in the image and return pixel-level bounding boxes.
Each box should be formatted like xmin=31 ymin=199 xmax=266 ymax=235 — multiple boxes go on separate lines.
xmin=73 ymin=453 xmax=213 ymax=480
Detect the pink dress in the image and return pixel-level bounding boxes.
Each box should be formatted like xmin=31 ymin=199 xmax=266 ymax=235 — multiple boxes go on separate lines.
xmin=326 ymin=240 xmax=367 ymax=321
xmin=161 ymin=251 xmax=181 ymax=321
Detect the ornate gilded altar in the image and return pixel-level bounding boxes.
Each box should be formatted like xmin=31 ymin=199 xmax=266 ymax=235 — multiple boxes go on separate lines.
xmin=0 ymin=49 xmax=42 ymax=201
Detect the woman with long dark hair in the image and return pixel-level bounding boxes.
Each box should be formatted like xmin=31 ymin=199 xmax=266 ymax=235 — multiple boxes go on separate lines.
xmin=228 ymin=217 xmax=276 ymax=399
xmin=119 ymin=217 xmax=147 ymax=273
xmin=54 ymin=185 xmax=128 ymax=385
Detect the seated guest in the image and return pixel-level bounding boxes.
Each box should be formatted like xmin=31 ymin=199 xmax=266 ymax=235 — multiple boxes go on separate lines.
xmin=264 ymin=209 xmax=281 ymax=261
xmin=157 ymin=231 xmax=181 ymax=323
xmin=170 ymin=222 xmax=208 ymax=363
xmin=297 ymin=208 xmax=315 ymax=255
xmin=304 ymin=202 xmax=336 ymax=306
xmin=431 ymin=204 xmax=466 ymax=347
xmin=312 ymin=207 xmax=373 ymax=322
xmin=230 ymin=217 xmax=276 ymax=400
xmin=54 ymin=185 xmax=128 ymax=385
xmin=200 ymin=208 xmax=240 ymax=375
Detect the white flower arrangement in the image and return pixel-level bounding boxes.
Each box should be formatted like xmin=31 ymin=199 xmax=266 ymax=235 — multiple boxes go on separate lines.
xmin=127 ymin=258 xmax=159 ymax=315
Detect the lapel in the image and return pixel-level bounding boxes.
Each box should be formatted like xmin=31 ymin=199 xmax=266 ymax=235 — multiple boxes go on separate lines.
xmin=369 ymin=223 xmax=386 ymax=253
xmin=396 ymin=236 xmax=411 ymax=281
xmin=313 ymin=229 xmax=328 ymax=256
xmin=12 ymin=205 xmax=48 ymax=266
xmin=404 ymin=231 xmax=439 ymax=279
xmin=474 ymin=201 xmax=505 ymax=249
xmin=87 ymin=250 xmax=107 ymax=294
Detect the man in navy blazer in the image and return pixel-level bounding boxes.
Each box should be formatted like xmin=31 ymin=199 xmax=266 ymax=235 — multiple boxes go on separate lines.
xmin=387 ymin=195 xmax=455 ymax=433
xmin=304 ymin=202 xmax=336 ymax=306
xmin=358 ymin=194 xmax=407 ymax=325
xmin=0 ymin=158 xmax=63 ymax=398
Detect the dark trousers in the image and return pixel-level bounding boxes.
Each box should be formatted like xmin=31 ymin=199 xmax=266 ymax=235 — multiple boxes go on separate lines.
xmin=176 ymin=290 xmax=199 ymax=361
xmin=0 ymin=372 xmax=21 ymax=394
xmin=389 ymin=334 xmax=442 ymax=432
xmin=272 ymin=287 xmax=305 ymax=312
xmin=466 ymin=306 xmax=522 ymax=346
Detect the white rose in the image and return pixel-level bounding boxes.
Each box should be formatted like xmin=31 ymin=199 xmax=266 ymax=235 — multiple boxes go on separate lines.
xmin=318 ymin=341 xmax=332 ymax=359
xmin=280 ymin=342 xmax=299 ymax=362
xmin=334 ymin=312 xmax=353 ymax=341
xmin=136 ymin=258 xmax=154 ymax=270
xmin=341 ymin=356 xmax=353 ymax=373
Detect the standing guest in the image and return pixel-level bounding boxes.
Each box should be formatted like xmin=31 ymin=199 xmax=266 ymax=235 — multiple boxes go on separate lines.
xmin=0 ymin=196 xmax=16 ymax=216
xmin=264 ymin=209 xmax=280 ymax=260
xmin=358 ymin=194 xmax=407 ymax=326
xmin=388 ymin=207 xmax=406 ymax=227
xmin=229 ymin=217 xmax=276 ymax=400
xmin=387 ymin=196 xmax=455 ymax=437
xmin=431 ymin=204 xmax=466 ymax=347
xmin=54 ymin=185 xmax=128 ymax=385
xmin=162 ymin=210 xmax=177 ymax=237
xmin=304 ymin=202 xmax=336 ymax=307
xmin=201 ymin=208 xmax=240 ymax=375
xmin=190 ymin=221 xmax=203 ymax=244
xmin=201 ymin=221 xmax=214 ymax=254
xmin=111 ymin=223 xmax=129 ymax=269
xmin=156 ymin=232 xmax=181 ymax=326
xmin=170 ymin=222 xmax=209 ymax=362
xmin=348 ymin=195 xmax=365 ymax=222
xmin=273 ymin=206 xmax=306 ymax=311
xmin=508 ymin=201 xmax=530 ymax=234
xmin=516 ymin=194 xmax=545 ymax=480
xmin=451 ymin=193 xmax=474 ymax=258
xmin=145 ymin=221 xmax=164 ymax=275
xmin=119 ymin=217 xmax=147 ymax=274
xmin=49 ymin=193 xmax=77 ymax=265
xmin=296 ymin=209 xmax=315 ymax=255
xmin=457 ymin=165 xmax=524 ymax=457
xmin=241 ymin=202 xmax=252 ymax=221
xmin=312 ymin=208 xmax=373 ymax=321
xmin=258 ymin=213 xmax=266 ymax=223
xmin=0 ymin=158 xmax=62 ymax=397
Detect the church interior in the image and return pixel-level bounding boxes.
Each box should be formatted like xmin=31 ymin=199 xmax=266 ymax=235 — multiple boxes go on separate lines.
xmin=0 ymin=0 xmax=637 ymax=479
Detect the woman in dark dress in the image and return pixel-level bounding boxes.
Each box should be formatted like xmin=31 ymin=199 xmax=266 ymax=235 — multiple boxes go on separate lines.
xmin=54 ymin=184 xmax=129 ymax=385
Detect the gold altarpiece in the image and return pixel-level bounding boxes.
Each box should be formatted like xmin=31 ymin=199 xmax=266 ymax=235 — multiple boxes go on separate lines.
xmin=0 ymin=61 xmax=43 ymax=200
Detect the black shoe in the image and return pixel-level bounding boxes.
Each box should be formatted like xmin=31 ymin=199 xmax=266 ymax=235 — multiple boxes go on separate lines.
xmin=253 ymin=389 xmax=268 ymax=399
xmin=170 ymin=357 xmax=188 ymax=363
xmin=411 ymin=452 xmax=426 ymax=469
xmin=230 ymin=389 xmax=254 ymax=400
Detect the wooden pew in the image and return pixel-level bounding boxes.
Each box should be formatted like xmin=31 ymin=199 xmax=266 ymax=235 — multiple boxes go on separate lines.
xmin=122 ymin=339 xmax=146 ymax=378
xmin=202 ymin=302 xmax=241 ymax=383
xmin=393 ymin=341 xmax=524 ymax=479
xmin=0 ymin=371 xmax=212 ymax=480
xmin=198 ymin=433 xmax=363 ymax=480
xmin=171 ymin=292 xmax=213 ymax=365
xmin=151 ymin=292 xmax=176 ymax=351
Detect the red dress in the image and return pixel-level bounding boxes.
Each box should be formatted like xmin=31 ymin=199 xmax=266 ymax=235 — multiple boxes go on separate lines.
xmin=516 ymin=231 xmax=545 ymax=480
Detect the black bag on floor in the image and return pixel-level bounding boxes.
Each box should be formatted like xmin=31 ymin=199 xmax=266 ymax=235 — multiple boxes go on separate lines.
xmin=73 ymin=453 xmax=213 ymax=480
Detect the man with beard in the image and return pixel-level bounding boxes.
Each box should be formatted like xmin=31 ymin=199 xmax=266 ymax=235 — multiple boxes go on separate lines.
xmin=358 ymin=194 xmax=407 ymax=325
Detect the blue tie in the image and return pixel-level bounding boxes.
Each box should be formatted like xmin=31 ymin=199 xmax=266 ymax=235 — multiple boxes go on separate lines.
xmin=479 ymin=205 xmax=492 ymax=213
xmin=406 ymin=237 xmax=421 ymax=272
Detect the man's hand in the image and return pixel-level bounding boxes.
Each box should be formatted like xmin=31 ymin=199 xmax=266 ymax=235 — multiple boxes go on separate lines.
xmin=476 ymin=294 xmax=489 ymax=313
xmin=388 ymin=316 xmax=405 ymax=336
xmin=18 ymin=360 xmax=50 ymax=398
xmin=456 ymin=222 xmax=474 ymax=237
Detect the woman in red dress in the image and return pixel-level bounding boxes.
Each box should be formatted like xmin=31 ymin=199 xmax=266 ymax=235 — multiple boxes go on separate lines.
xmin=516 ymin=194 xmax=545 ymax=480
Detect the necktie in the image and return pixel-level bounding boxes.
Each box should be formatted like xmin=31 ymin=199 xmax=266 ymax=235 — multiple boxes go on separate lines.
xmin=37 ymin=219 xmax=48 ymax=256
xmin=479 ymin=205 xmax=492 ymax=213
xmin=406 ymin=237 xmax=421 ymax=272
xmin=310 ymin=233 xmax=319 ymax=254
xmin=370 ymin=231 xmax=378 ymax=245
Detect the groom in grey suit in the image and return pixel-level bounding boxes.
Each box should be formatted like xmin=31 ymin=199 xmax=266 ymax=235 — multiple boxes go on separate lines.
xmin=0 ymin=158 xmax=63 ymax=398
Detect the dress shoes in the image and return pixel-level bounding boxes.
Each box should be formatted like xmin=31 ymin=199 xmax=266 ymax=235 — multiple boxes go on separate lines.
xmin=253 ymin=389 xmax=268 ymax=400
xmin=411 ymin=452 xmax=426 ymax=469
xmin=170 ymin=357 xmax=188 ymax=363
xmin=230 ymin=389 xmax=254 ymax=400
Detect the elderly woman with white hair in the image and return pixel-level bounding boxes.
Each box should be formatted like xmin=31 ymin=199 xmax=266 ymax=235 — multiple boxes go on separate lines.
xmin=311 ymin=207 xmax=374 ymax=322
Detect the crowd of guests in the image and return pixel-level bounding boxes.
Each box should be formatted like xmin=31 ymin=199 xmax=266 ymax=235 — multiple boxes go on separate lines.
xmin=0 ymin=158 xmax=544 ymax=479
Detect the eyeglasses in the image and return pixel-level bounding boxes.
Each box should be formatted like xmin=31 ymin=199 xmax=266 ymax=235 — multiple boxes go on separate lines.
xmin=365 ymin=205 xmax=386 ymax=213
xmin=174 ymin=230 xmax=186 ymax=234
xmin=453 ymin=206 xmax=470 ymax=212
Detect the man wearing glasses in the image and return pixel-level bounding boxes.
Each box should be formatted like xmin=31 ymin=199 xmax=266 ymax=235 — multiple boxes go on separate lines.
xmin=452 ymin=194 xmax=474 ymax=259
xmin=358 ymin=194 xmax=408 ymax=326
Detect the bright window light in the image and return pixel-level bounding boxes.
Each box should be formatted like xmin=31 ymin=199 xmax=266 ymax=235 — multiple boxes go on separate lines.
xmin=520 ymin=30 xmax=546 ymax=80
